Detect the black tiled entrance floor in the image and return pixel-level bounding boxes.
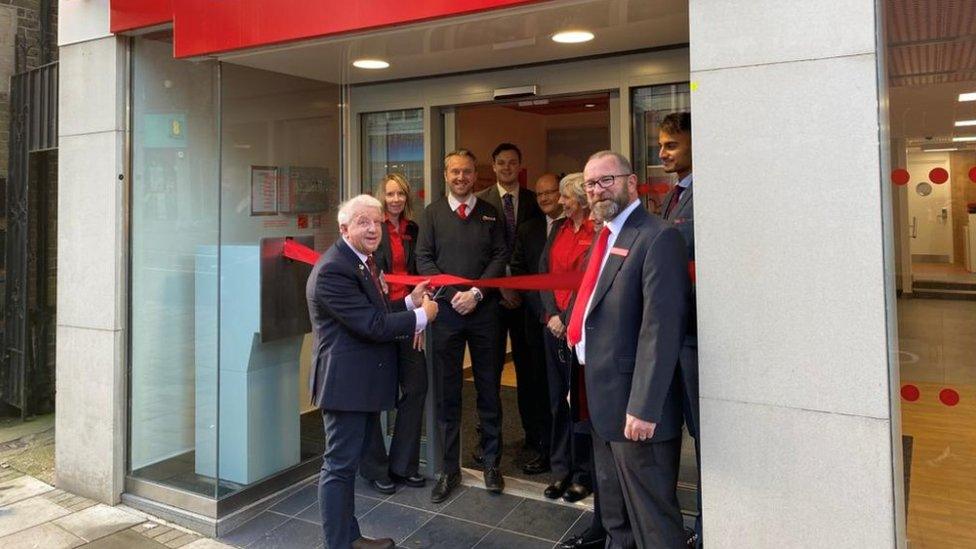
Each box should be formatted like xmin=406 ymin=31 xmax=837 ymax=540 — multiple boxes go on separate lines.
xmin=219 ymin=477 xmax=591 ymax=549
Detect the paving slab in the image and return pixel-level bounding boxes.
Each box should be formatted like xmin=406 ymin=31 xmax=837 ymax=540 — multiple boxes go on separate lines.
xmin=0 ymin=522 xmax=85 ymax=549
xmin=0 ymin=494 xmax=70 ymax=537
xmin=82 ymin=528 xmax=170 ymax=549
xmin=51 ymin=503 xmax=145 ymax=542
xmin=180 ymin=539 xmax=237 ymax=549
xmin=0 ymin=474 xmax=54 ymax=506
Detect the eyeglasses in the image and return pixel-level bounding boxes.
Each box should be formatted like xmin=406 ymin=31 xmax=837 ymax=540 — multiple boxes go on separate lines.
xmin=583 ymin=174 xmax=631 ymax=191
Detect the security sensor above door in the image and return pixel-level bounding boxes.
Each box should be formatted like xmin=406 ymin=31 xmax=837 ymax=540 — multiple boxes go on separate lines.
xmin=493 ymin=85 xmax=538 ymax=100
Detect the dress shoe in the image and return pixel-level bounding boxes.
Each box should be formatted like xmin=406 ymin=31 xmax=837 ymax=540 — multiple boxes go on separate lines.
xmin=484 ymin=466 xmax=505 ymax=493
xmin=521 ymin=455 xmax=550 ymax=475
xmin=367 ymin=478 xmax=397 ymax=495
xmin=430 ymin=472 xmax=461 ymax=503
xmin=561 ymin=482 xmax=592 ymax=503
xmin=352 ymin=536 xmax=395 ymax=549
xmin=544 ymin=477 xmax=571 ymax=499
xmin=558 ymin=533 xmax=606 ymax=549
xmin=390 ymin=471 xmax=426 ymax=488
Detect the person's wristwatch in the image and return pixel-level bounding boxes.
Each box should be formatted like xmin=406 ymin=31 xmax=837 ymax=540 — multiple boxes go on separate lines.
xmin=471 ymin=288 xmax=483 ymax=302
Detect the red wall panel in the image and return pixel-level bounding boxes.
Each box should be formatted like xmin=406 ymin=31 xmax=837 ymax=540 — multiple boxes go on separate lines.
xmin=110 ymin=0 xmax=549 ymax=58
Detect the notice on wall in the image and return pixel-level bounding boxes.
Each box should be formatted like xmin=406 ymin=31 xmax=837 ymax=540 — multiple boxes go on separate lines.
xmin=250 ymin=166 xmax=278 ymax=215
xmin=278 ymin=166 xmax=331 ymax=214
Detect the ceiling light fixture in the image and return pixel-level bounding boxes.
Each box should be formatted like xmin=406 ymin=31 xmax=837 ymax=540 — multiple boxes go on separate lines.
xmin=923 ymin=147 xmax=959 ymax=152
xmin=955 ymin=119 xmax=976 ymax=127
xmin=552 ymin=30 xmax=594 ymax=44
xmin=584 ymin=103 xmax=596 ymax=108
xmin=353 ymin=59 xmax=389 ymax=69
xmin=952 ymin=136 xmax=976 ymax=142
xmin=959 ymin=92 xmax=976 ymax=102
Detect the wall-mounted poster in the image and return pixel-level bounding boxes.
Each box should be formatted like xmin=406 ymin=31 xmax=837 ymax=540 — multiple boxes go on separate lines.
xmin=278 ymin=166 xmax=330 ymax=214
xmin=250 ymin=166 xmax=278 ymax=215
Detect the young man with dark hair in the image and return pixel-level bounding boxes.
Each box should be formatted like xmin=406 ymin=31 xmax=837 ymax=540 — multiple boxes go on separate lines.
xmin=475 ymin=142 xmax=550 ymax=473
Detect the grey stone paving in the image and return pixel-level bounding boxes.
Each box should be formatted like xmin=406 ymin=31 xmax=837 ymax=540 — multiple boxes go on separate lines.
xmin=0 ymin=472 xmax=233 ymax=549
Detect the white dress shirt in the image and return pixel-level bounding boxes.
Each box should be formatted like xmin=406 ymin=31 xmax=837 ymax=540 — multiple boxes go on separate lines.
xmin=573 ymin=198 xmax=642 ymax=363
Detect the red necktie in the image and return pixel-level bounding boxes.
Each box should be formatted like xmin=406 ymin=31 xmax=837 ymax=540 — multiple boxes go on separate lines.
xmin=457 ymin=203 xmax=468 ymax=220
xmin=665 ymin=185 xmax=685 ymax=219
xmin=566 ymin=227 xmax=611 ymax=347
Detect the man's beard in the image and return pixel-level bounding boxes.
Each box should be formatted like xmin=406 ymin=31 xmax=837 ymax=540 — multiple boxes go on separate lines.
xmin=590 ymin=188 xmax=630 ymax=222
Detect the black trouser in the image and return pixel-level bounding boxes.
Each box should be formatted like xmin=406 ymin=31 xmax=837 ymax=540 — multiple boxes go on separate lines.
xmin=361 ymin=340 xmax=428 ymax=481
xmin=319 ymin=410 xmax=377 ymax=548
xmin=544 ymin=329 xmax=591 ymax=485
xmin=592 ymin=428 xmax=685 ymax=549
xmin=431 ymin=301 xmax=502 ymax=474
xmin=498 ymin=304 xmax=549 ymax=451
xmin=677 ymin=343 xmax=701 ymax=546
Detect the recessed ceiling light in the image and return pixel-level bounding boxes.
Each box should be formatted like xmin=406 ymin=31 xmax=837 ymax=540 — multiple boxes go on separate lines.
xmin=955 ymin=119 xmax=976 ymax=127
xmin=959 ymin=92 xmax=976 ymax=102
xmin=584 ymin=103 xmax=596 ymax=108
xmin=552 ymin=30 xmax=594 ymax=44
xmin=353 ymin=59 xmax=389 ymax=69
xmin=923 ymin=147 xmax=958 ymax=152
xmin=952 ymin=136 xmax=976 ymax=142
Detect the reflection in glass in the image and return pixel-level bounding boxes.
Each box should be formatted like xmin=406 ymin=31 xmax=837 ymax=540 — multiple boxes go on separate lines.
xmin=129 ymin=37 xmax=221 ymax=497
xmin=362 ymin=109 xmax=424 ymax=200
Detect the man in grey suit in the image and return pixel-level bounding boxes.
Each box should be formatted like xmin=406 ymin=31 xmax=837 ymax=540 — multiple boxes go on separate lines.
xmin=567 ymin=151 xmax=691 ymax=548
xmin=307 ymin=195 xmax=438 ymax=549
xmin=658 ymin=112 xmax=700 ymax=548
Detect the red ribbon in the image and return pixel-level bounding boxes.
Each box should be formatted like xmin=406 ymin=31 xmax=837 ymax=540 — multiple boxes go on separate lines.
xmin=283 ymin=239 xmax=583 ymax=290
xmin=284 ymin=239 xmax=696 ymax=288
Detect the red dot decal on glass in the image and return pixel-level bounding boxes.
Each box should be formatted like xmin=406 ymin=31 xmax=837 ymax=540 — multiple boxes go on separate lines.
xmin=939 ymin=388 xmax=960 ymax=406
xmin=417 ymin=189 xmax=425 ymax=200
xmin=891 ymin=168 xmax=910 ymax=186
xmin=969 ymin=166 xmax=976 ymax=183
xmin=901 ymin=384 xmax=920 ymax=402
xmin=929 ymin=167 xmax=949 ymax=185
xmin=637 ymin=183 xmax=651 ymax=196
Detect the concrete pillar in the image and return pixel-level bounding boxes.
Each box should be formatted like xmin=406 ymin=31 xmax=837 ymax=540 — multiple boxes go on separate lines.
xmin=689 ymin=1 xmax=904 ymax=546
xmin=55 ymin=0 xmax=127 ymax=504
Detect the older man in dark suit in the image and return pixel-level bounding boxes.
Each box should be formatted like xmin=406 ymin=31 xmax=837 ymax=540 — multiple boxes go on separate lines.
xmin=567 ymin=151 xmax=691 ymax=548
xmin=307 ymin=194 xmax=438 ymax=549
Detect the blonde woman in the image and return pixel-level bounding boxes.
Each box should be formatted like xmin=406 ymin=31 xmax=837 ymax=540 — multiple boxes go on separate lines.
xmin=360 ymin=173 xmax=428 ymax=493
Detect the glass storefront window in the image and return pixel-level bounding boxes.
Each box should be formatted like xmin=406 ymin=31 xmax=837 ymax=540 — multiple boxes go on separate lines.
xmin=215 ymin=63 xmax=342 ymax=497
xmin=361 ymin=109 xmax=424 ymax=199
xmin=129 ymin=37 xmax=221 ymax=498
xmin=631 ymin=83 xmax=690 ymax=213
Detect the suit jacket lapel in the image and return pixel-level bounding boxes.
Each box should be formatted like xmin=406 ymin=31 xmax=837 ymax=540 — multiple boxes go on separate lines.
xmin=675 ymin=185 xmax=693 ymax=218
xmin=337 ymin=239 xmax=387 ymax=310
xmin=588 ymin=211 xmax=642 ymax=312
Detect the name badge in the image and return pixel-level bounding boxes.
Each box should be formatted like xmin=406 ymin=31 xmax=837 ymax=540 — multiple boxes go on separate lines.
xmin=482 ymin=215 xmax=496 ymax=222
xmin=609 ymin=247 xmax=629 ymax=257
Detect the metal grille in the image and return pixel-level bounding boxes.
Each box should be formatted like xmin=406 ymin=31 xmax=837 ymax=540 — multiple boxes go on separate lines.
xmin=2 ymin=62 xmax=58 ymax=417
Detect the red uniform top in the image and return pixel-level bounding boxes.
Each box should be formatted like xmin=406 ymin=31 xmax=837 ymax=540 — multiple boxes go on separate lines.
xmin=384 ymin=214 xmax=410 ymax=301
xmin=548 ymin=217 xmax=596 ymax=312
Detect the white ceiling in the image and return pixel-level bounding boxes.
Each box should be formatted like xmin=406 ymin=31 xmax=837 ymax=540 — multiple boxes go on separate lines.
xmin=886 ymin=0 xmax=976 ymax=142
xmin=218 ymin=0 xmax=688 ymax=85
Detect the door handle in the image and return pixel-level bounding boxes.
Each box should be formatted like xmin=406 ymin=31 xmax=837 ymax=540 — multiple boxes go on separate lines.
xmin=940 ymin=207 xmax=949 ymax=222
xmin=911 ymin=216 xmax=917 ymax=238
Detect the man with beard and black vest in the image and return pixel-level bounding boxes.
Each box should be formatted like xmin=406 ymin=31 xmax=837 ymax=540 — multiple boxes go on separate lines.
xmin=416 ymin=149 xmax=509 ymax=502
xmin=475 ymin=142 xmax=548 ymax=473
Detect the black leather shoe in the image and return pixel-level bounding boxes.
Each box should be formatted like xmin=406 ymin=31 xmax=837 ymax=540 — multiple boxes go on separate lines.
xmin=430 ymin=472 xmax=461 ymax=503
xmin=561 ymin=482 xmax=592 ymax=503
xmin=484 ymin=466 xmax=504 ymax=493
xmin=521 ymin=455 xmax=550 ymax=475
xmin=544 ymin=477 xmax=571 ymax=499
xmin=367 ymin=478 xmax=396 ymax=495
xmin=558 ymin=533 xmax=606 ymax=549
xmin=390 ymin=472 xmax=426 ymax=488
xmin=352 ymin=536 xmax=395 ymax=549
